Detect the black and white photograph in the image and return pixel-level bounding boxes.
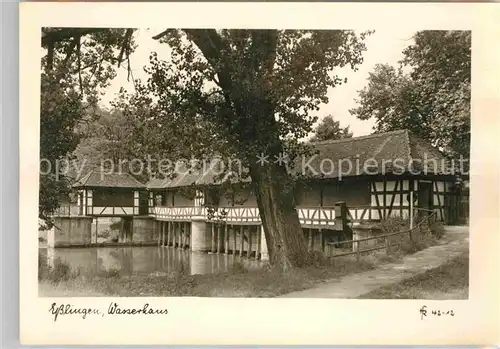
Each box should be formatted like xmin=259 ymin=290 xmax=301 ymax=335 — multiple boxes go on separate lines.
xmin=37 ymin=25 xmax=471 ymax=299
xmin=18 ymin=2 xmax=499 ymax=346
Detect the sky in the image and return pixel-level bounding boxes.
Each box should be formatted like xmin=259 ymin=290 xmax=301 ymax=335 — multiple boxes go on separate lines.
xmin=101 ymin=28 xmax=418 ymax=137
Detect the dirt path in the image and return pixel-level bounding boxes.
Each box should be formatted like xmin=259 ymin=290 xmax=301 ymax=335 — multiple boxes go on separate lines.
xmin=279 ymin=226 xmax=469 ymax=299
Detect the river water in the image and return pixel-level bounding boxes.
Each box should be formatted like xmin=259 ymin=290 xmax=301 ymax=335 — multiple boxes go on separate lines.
xmin=39 ymin=246 xmax=264 ymax=277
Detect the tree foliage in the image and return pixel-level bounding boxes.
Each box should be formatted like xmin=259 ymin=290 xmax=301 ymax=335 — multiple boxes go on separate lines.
xmin=310 ymin=115 xmax=353 ymax=142
xmin=39 ymin=28 xmax=136 ymax=224
xmin=40 ymin=28 xmax=371 ymax=268
xmin=119 ymin=29 xmax=371 ymax=268
xmin=350 ymin=30 xmax=471 ymax=158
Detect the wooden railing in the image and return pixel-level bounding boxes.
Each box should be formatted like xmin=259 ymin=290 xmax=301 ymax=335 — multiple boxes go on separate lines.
xmin=153 ymin=206 xmax=204 ymax=221
xmin=297 ymin=206 xmax=337 ymax=228
xmin=326 ymin=208 xmax=438 ymax=261
xmin=346 ymin=205 xmax=373 ymax=224
xmin=151 ymin=205 xmax=338 ymax=227
xmin=89 ymin=206 xmax=135 ymax=216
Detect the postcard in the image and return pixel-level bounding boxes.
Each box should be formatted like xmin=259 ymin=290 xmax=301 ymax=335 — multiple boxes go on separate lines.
xmin=19 ymin=2 xmax=499 ymax=345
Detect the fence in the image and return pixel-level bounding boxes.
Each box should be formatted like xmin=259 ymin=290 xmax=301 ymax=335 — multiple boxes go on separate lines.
xmin=326 ymin=207 xmax=438 ymax=261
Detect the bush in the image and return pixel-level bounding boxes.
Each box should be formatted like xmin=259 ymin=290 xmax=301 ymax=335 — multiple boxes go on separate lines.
xmin=109 ymin=221 xmax=122 ymax=231
xmin=38 ymin=254 xmax=50 ymax=281
xmin=230 ymin=260 xmax=248 ymax=274
xmin=430 ymin=220 xmax=445 ymax=239
xmin=379 ymin=215 xmax=410 ymax=235
xmin=39 ymin=255 xmax=79 ymax=283
xmin=98 ymin=229 xmax=111 ymax=239
xmin=99 ymin=268 xmax=121 ymax=278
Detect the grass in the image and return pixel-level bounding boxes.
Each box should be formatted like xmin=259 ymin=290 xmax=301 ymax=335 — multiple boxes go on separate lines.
xmin=39 ymin=253 xmax=380 ymax=297
xmin=357 ymin=253 xmax=469 ymax=299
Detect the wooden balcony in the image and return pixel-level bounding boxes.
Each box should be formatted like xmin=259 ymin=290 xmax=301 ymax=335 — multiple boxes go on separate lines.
xmin=151 ymin=205 xmax=341 ymax=228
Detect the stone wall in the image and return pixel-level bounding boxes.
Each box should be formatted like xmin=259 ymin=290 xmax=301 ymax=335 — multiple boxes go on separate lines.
xmin=47 ymin=216 xmax=93 ymax=247
xmin=190 ymin=220 xmax=212 ymax=252
xmin=132 ymin=216 xmax=156 ymax=243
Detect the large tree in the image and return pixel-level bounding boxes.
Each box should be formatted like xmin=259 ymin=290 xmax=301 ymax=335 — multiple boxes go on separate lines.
xmin=127 ymin=29 xmax=371 ymax=268
xmin=41 ymin=28 xmax=371 ymax=268
xmin=350 ymin=30 xmax=471 ymax=159
xmin=310 ymin=115 xmax=353 ymax=142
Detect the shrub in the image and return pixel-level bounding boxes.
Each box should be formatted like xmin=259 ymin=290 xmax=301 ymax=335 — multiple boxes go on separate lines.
xmin=38 ymin=254 xmax=50 ymax=281
xmin=430 ymin=220 xmax=445 ymax=239
xmin=307 ymin=250 xmax=331 ymax=267
xmin=230 ymin=259 xmax=248 ymax=274
xmin=379 ymin=215 xmax=411 ymax=235
xmin=98 ymin=229 xmax=110 ymax=239
xmin=99 ymin=268 xmax=121 ymax=278
xmin=39 ymin=256 xmax=79 ymax=283
xmin=109 ymin=221 xmax=122 ymax=231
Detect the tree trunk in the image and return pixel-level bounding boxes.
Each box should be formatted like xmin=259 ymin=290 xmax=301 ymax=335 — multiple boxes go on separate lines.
xmin=250 ymin=161 xmax=309 ymax=269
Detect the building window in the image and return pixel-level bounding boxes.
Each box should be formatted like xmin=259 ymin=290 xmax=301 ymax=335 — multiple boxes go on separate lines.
xmin=155 ymin=194 xmax=163 ymax=206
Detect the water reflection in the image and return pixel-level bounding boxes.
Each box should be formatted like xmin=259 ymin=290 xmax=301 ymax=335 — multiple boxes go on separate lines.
xmin=39 ymin=247 xmax=264 ymax=277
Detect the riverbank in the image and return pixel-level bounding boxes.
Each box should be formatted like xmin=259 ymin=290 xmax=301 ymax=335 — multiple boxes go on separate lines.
xmin=39 ymin=255 xmax=378 ymax=297
xmin=39 ymin=225 xmax=466 ymax=298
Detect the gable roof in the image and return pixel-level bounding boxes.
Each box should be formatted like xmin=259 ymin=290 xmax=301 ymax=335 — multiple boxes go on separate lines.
xmin=73 ymin=170 xmax=145 ymax=189
xmin=147 ymin=163 xmax=248 ymax=190
xmin=147 ymin=130 xmax=457 ymax=190
xmin=304 ymin=129 xmax=454 ymax=178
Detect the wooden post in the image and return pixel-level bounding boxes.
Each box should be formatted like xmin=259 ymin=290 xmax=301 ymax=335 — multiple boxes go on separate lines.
xmin=385 ymin=236 xmax=389 ymax=255
xmin=95 ymin=218 xmax=98 ymax=244
xmin=158 ymin=221 xmax=162 ymax=246
xmin=247 ymin=226 xmax=253 ymax=259
xmin=178 ymin=222 xmax=182 ymax=248
xmin=409 ymin=191 xmax=414 ymax=230
xmin=157 ymin=221 xmax=161 ymax=246
xmin=240 ymin=225 xmax=245 ymax=256
xmin=308 ymin=228 xmax=312 ymax=252
xmin=172 ymin=222 xmax=178 ymax=247
xmin=216 ymin=224 xmax=220 ymax=254
xmin=211 ymin=223 xmax=216 ymax=253
xmin=179 ymin=222 xmax=185 ymax=248
xmin=233 ymin=225 xmax=237 ymax=254
xmin=256 ymin=225 xmax=262 ymax=260
xmin=219 ymin=223 xmax=223 ymax=253
xmin=168 ymin=221 xmax=172 ymax=247
xmin=356 ymin=247 xmax=360 ymax=263
xmin=225 ymin=223 xmax=229 ymax=254
xmin=170 ymin=222 xmax=173 ymax=247
xmin=159 ymin=221 xmax=163 ymax=246
xmin=320 ymin=229 xmax=325 ymax=253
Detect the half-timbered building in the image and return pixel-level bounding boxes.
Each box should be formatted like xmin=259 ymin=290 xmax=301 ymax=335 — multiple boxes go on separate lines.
xmin=148 ymin=129 xmax=465 ymax=225
xmin=145 ymin=129 xmax=467 ymax=258
xmin=48 ymin=130 xmax=467 ymax=257
xmin=73 ymin=170 xmax=148 ymax=216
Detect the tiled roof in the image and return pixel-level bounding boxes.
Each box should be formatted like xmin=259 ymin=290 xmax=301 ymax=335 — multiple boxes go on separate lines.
xmin=147 ymin=130 xmax=456 ymax=189
xmin=302 ymin=129 xmax=454 ymax=178
xmin=147 ymin=162 xmax=249 ymax=190
xmin=72 ymin=170 xmax=145 ymax=189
